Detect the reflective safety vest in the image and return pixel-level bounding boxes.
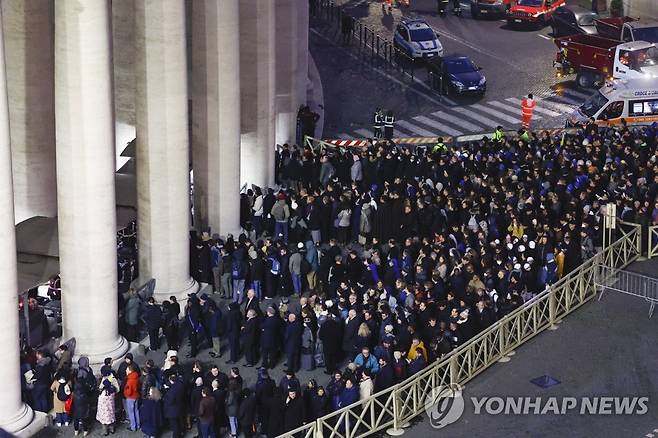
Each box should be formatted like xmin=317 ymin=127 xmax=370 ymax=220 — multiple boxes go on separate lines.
xmin=521 ymin=98 xmax=536 ymax=118
xmin=492 ymin=129 xmax=504 ymax=142
xmin=432 ymin=142 xmax=447 ymax=153
xmin=518 ymin=131 xmax=530 ymax=142
xmin=374 ymin=113 xmax=383 ymax=128
xmin=384 ymin=116 xmax=395 ymax=128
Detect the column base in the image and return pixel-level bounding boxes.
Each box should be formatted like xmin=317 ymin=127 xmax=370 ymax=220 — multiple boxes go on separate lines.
xmin=2 ymin=403 xmax=48 ymax=437
xmin=68 ymin=334 xmax=131 ymax=373
xmin=152 ymin=277 xmax=200 ymax=315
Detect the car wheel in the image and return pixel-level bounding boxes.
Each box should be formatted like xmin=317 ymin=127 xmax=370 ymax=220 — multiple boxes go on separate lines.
xmin=538 ymin=15 xmax=546 ymax=29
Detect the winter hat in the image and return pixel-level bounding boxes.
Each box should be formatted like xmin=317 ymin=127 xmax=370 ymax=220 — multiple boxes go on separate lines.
xmin=325 ymin=300 xmax=334 ymax=308
xmin=297 ymin=242 xmax=304 ymax=249
xmin=528 ymin=241 xmax=536 ymax=249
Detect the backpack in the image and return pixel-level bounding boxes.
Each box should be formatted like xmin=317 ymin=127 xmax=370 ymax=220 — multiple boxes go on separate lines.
xmin=57 ymin=382 xmax=70 ymax=401
xmin=269 ymin=257 xmax=281 ymax=275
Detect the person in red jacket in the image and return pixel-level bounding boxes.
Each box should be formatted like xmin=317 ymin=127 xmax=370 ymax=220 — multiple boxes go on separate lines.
xmin=123 ymin=364 xmax=141 ymax=431
xmin=521 ymin=93 xmax=536 ymax=129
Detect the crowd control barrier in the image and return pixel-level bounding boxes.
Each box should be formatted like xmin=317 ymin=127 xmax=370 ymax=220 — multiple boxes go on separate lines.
xmin=276 ymin=222 xmax=642 ymax=438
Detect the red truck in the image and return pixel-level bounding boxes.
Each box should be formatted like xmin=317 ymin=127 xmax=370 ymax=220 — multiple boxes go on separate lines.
xmin=594 ymin=17 xmax=658 ymax=44
xmin=553 ymin=34 xmax=658 ymax=88
xmin=507 ymin=0 xmax=565 ymax=28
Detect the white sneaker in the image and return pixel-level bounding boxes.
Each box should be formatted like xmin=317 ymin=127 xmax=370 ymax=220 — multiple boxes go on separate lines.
xmin=74 ymin=432 xmax=79 ymax=436
xmin=55 ymin=423 xmax=62 ymax=427
xmin=64 ymin=422 xmax=70 ymax=426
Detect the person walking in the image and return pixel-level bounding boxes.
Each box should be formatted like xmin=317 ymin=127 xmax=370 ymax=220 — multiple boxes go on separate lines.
xmin=383 ymin=110 xmax=395 ymax=140
xmin=123 ymin=363 xmax=141 ymax=431
xmin=96 ymin=379 xmax=118 ymax=436
xmin=521 ymin=93 xmax=536 ymax=129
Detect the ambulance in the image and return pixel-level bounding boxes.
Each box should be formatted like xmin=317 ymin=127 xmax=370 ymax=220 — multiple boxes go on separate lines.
xmin=566 ymin=78 xmax=658 ymax=127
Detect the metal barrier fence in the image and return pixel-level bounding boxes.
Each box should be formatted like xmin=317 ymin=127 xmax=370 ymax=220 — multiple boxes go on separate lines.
xmin=312 ymin=0 xmax=419 ymax=83
xmin=596 ymin=264 xmax=658 ymax=318
xmin=648 ymin=225 xmax=658 ymax=259
xmin=276 ymin=222 xmax=642 ymax=438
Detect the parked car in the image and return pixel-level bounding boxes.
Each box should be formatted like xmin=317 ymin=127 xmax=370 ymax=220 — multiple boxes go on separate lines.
xmin=428 ymin=55 xmax=486 ymax=96
xmin=551 ymin=5 xmax=598 ymax=37
xmin=393 ymin=19 xmax=444 ymax=59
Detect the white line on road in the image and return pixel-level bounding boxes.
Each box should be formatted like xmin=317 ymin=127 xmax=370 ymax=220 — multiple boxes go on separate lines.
xmin=396 ymin=120 xmax=439 ymax=137
xmin=506 ymin=97 xmax=561 ymax=117
xmin=470 ymin=103 xmax=520 ymax=125
xmin=394 ymin=128 xmax=410 ymax=138
xmin=355 ymin=128 xmax=373 ymax=138
xmin=487 ymin=100 xmax=542 ymax=120
xmin=310 ymin=29 xmax=447 ymax=107
xmin=429 ymin=111 xmax=482 ymax=132
xmin=538 ymin=34 xmax=551 ymax=40
xmin=414 ymin=114 xmax=465 ymax=136
xmin=453 ymin=107 xmax=500 ymax=128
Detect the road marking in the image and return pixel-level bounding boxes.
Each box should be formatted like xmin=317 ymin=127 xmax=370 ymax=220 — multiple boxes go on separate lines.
xmin=429 ymin=111 xmax=482 ymax=132
xmin=538 ymin=34 xmax=552 ymax=40
xmin=309 ymin=29 xmax=447 ymax=107
xmin=453 ymin=107 xmax=500 ymax=128
xmin=396 ymin=120 xmax=439 ymax=137
xmin=538 ymin=95 xmax=580 ymax=112
xmin=394 ymin=128 xmax=410 ymax=138
xmin=506 ymin=97 xmax=561 ymax=117
xmin=470 ymin=103 xmax=520 ymax=124
xmin=413 ymin=114 xmax=465 ymax=136
xmin=355 ymin=128 xmax=373 ymax=138
xmin=487 ymin=100 xmax=542 ymax=120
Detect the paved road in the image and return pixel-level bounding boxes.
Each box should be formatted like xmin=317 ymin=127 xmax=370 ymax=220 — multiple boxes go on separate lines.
xmin=311 ymin=0 xmax=600 ymax=139
xmin=407 ymin=258 xmax=658 ymax=438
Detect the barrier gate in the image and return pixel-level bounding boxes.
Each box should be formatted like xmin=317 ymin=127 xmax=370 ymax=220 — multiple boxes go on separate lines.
xmin=596 ymin=264 xmax=658 ymax=318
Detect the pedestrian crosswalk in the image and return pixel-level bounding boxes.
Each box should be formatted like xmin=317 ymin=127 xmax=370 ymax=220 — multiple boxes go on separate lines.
xmin=330 ymin=89 xmax=593 ymax=140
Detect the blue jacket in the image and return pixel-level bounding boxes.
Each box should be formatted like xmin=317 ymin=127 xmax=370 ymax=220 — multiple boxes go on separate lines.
xmin=338 ymin=386 xmax=359 ymax=408
xmin=163 ymin=379 xmax=184 ymax=418
xmin=209 ymin=308 xmax=223 ymax=337
xmin=305 ymin=240 xmax=319 ymax=271
xmin=354 ymin=353 xmax=380 ymax=374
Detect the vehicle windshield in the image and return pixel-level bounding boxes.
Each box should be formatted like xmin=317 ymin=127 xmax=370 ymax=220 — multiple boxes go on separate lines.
xmin=445 ymin=59 xmax=477 ymax=74
xmin=516 ymin=0 xmax=543 ymax=6
xmin=577 ymin=13 xmax=597 ymax=26
xmin=633 ymin=28 xmax=658 ymax=44
xmin=579 ymin=91 xmax=609 ymax=117
xmin=410 ymin=28 xmax=436 ymax=42
xmin=631 ymin=46 xmax=658 ymax=69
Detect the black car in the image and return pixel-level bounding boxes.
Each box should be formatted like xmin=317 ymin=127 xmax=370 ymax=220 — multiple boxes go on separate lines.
xmin=428 ymin=55 xmax=486 ymax=96
xmin=551 ymin=5 xmax=598 ymax=37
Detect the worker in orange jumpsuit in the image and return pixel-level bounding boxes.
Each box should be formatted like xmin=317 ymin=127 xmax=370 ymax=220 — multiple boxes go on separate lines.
xmin=521 ymin=93 xmax=536 ymax=130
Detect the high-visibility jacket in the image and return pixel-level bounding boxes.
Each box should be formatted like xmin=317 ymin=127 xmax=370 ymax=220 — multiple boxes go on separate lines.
xmin=492 ymin=129 xmax=504 ymax=142
xmin=432 ymin=142 xmax=447 ymax=153
xmin=518 ymin=131 xmax=530 ymax=142
xmin=521 ymin=98 xmax=536 ymax=118
xmin=374 ymin=113 xmax=383 ymax=128
xmin=384 ymin=116 xmax=395 ymax=128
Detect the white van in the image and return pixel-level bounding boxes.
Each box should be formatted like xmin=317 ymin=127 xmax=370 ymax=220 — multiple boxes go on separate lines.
xmin=567 ymin=78 xmax=658 ymax=127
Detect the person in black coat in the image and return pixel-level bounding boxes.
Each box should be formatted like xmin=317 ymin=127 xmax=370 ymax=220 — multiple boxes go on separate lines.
xmin=284 ymin=314 xmax=303 ymax=373
xmin=243 ymin=289 xmax=262 ymax=319
xmin=144 ymin=297 xmax=163 ymax=351
xmin=260 ymin=307 xmax=282 ymax=369
xmin=310 ymin=386 xmax=330 ymax=420
xmin=163 ymin=374 xmax=185 ymax=438
xmin=265 ymin=387 xmax=285 ymax=438
xmin=242 ymin=309 xmax=261 ymax=367
xmin=211 ymin=379 xmax=228 ymax=436
xmin=342 ymin=310 xmax=362 ymax=360
xmin=238 ymin=388 xmax=258 ymax=438
xmin=374 ymin=357 xmax=395 ymax=392
xmin=318 ymin=313 xmax=342 ymax=374
xmin=225 ymin=302 xmax=243 ymax=364
xmin=71 ymin=384 xmax=91 ymax=435
xmin=255 ymin=368 xmax=276 ymax=431
xmin=282 ymin=388 xmax=305 ymax=433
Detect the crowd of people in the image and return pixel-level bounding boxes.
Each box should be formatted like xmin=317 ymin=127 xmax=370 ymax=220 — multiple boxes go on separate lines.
xmin=19 ymin=121 xmax=658 ymax=437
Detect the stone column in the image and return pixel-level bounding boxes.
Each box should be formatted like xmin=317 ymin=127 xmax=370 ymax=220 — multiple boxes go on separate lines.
xmin=275 ymin=0 xmax=301 ymax=146
xmin=191 ymin=0 xmax=241 ymax=236
xmin=1 ymin=0 xmax=56 ymax=224
xmin=296 ymin=0 xmax=310 ymax=114
xmin=239 ymin=0 xmax=276 ymax=188
xmin=0 ymin=7 xmax=37 ymax=434
xmin=55 ymin=0 xmax=129 ymax=363
xmin=135 ymin=0 xmax=199 ymax=300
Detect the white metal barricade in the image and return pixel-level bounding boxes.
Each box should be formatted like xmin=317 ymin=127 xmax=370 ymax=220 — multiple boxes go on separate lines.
xmin=596 ymin=265 xmax=658 ymax=318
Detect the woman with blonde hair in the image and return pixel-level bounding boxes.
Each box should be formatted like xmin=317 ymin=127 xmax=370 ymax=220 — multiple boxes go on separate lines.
xmin=355 ymin=322 xmax=372 ymax=352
